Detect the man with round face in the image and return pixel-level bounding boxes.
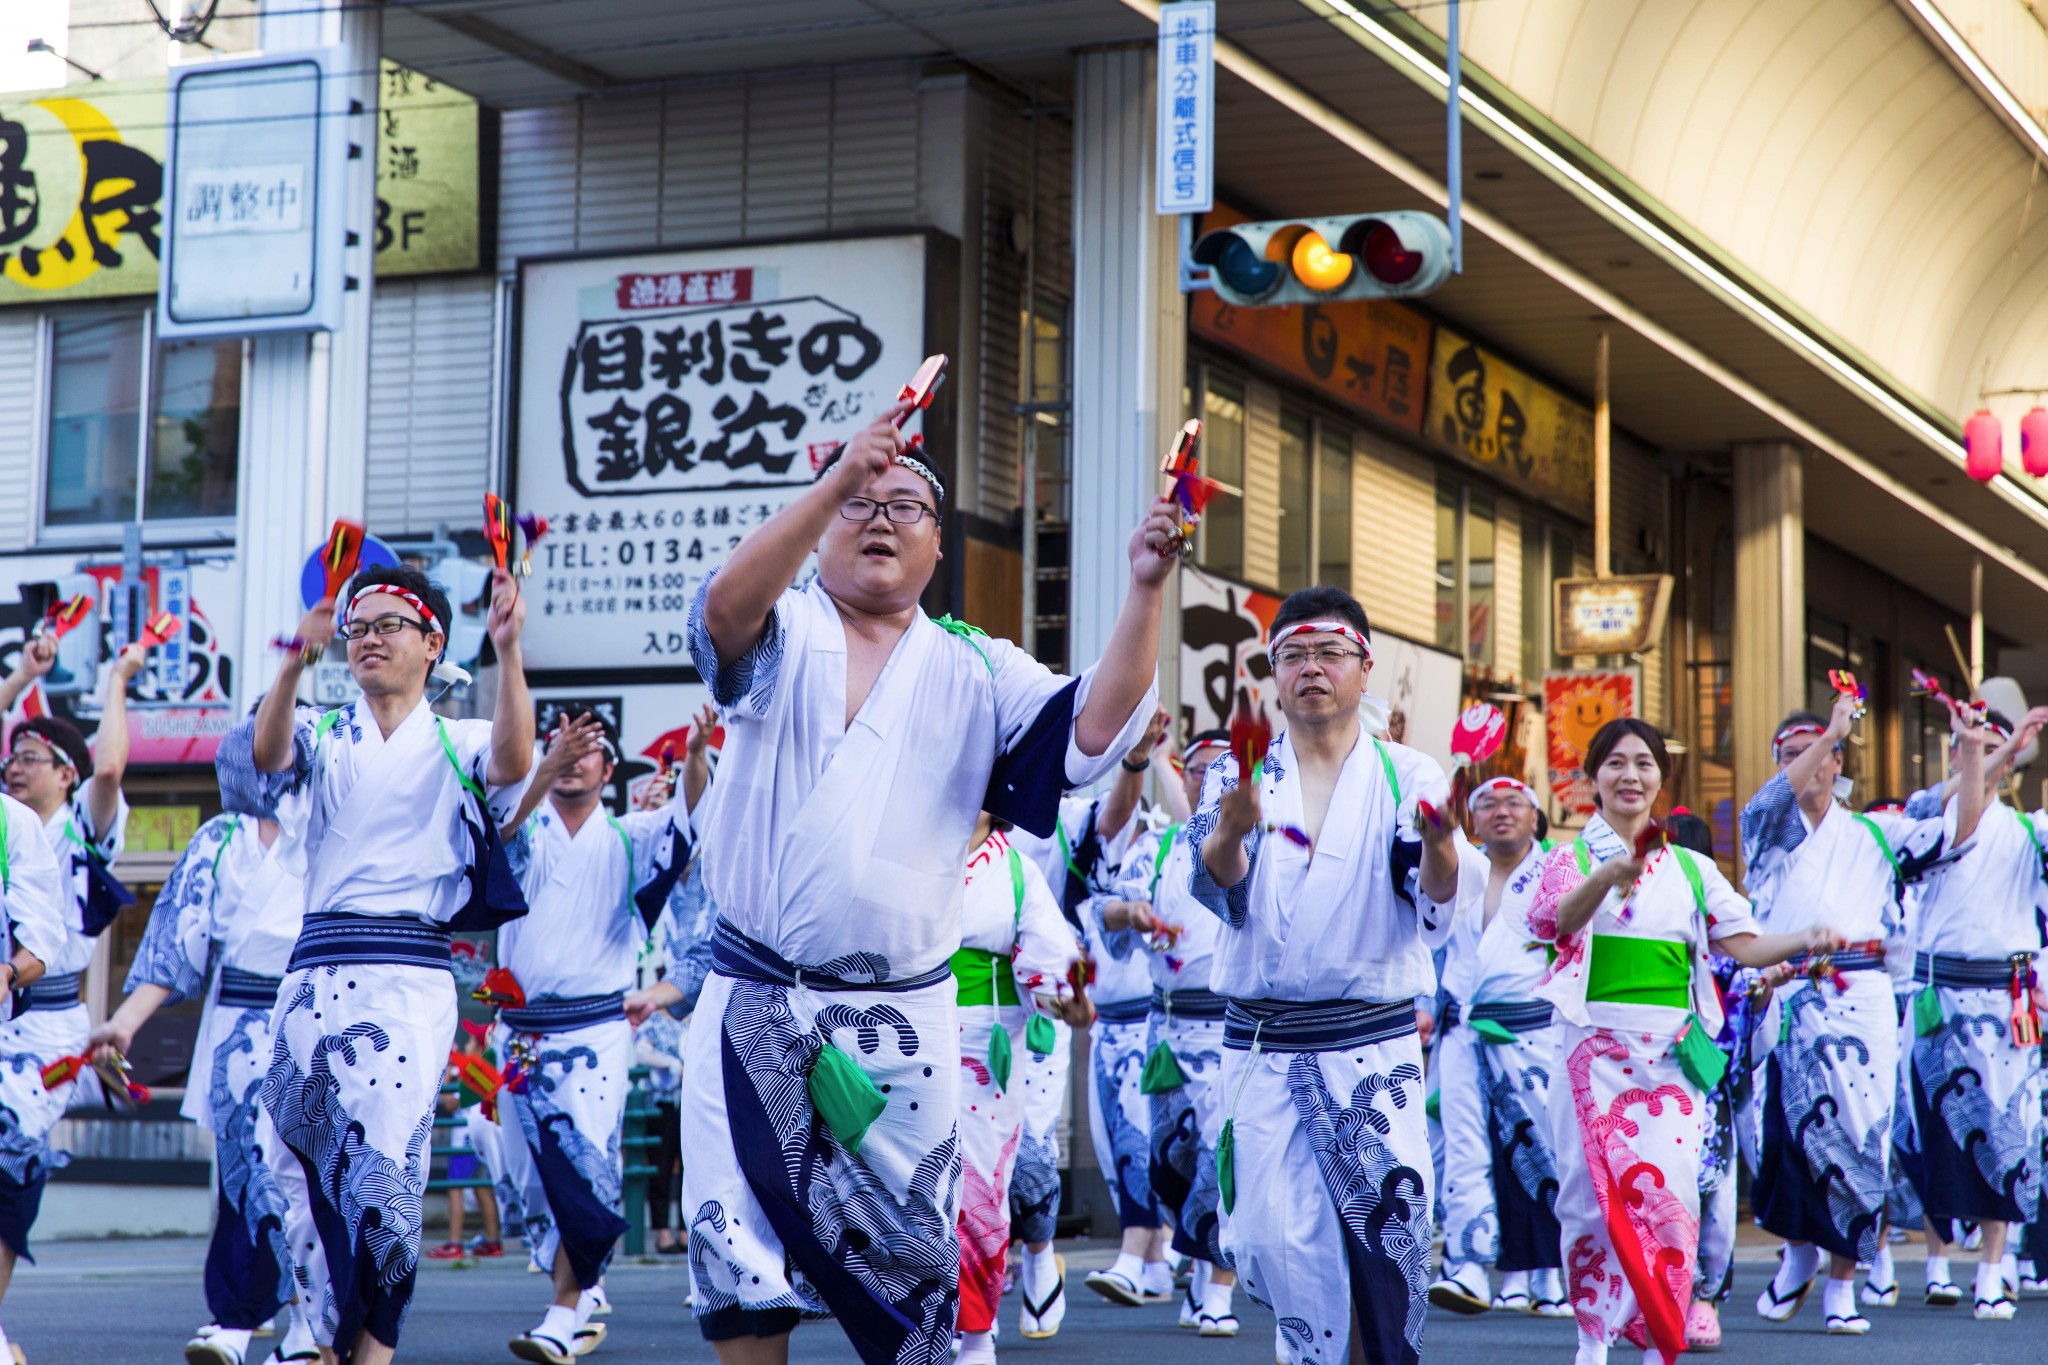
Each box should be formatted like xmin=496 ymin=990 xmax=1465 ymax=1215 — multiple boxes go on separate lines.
xmin=1189 ymin=585 xmax=1462 ymax=1365
xmin=682 ymin=402 xmax=1174 ymax=1364
xmin=489 ymin=708 xmax=699 ymax=1364
xmin=225 ymin=562 xmax=535 ymax=1365
xmin=1427 ymin=776 xmax=1569 ymax=1322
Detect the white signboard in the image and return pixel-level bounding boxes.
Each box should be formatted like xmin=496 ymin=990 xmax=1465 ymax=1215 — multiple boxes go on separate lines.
xmin=1156 ymin=1 xmax=1216 ymax=215
xmin=160 ymin=50 xmax=351 ymax=336
xmin=515 ymin=235 xmax=929 ymax=674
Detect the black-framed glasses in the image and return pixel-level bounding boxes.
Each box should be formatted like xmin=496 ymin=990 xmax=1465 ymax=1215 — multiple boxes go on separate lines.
xmin=840 ymin=496 xmax=937 ymax=525
xmin=1273 ymin=645 xmax=1365 ymax=670
xmin=340 ymin=614 xmax=434 ymax=641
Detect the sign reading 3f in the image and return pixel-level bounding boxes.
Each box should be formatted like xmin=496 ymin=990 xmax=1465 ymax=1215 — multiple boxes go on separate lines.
xmin=1156 ymin=1 xmax=1215 ymax=215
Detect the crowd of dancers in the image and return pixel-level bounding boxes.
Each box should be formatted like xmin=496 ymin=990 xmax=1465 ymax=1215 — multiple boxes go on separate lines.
xmin=0 ymin=397 xmax=2036 ymax=1365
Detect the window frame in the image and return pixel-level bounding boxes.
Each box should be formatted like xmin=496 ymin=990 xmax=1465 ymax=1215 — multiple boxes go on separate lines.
xmin=37 ymin=303 xmax=248 ymax=547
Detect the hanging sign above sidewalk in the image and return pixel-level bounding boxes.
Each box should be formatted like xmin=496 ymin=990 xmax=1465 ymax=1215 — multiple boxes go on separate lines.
xmin=1156 ymin=1 xmax=1216 ymax=214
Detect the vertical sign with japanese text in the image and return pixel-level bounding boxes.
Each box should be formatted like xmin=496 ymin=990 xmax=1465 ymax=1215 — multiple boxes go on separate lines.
xmin=515 ymin=236 xmax=928 ymax=675
xmin=1156 ymin=1 xmax=1215 ymax=215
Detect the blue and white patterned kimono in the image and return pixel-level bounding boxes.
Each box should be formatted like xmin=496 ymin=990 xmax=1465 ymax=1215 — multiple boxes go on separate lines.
xmin=126 ymin=806 xmax=307 ymax=1331
xmin=495 ymin=793 xmax=689 ymax=1290
xmin=680 ymin=573 xmax=1150 ymax=1364
xmin=1104 ymin=822 xmax=1229 ymax=1267
xmin=1082 ymin=835 xmax=1163 ymax=1235
xmin=0 ymin=788 xmax=119 ymax=1263
xmin=1739 ymin=773 xmax=1915 ymax=1264
xmin=218 ymin=700 xmax=531 ymax=1357
xmin=0 ymin=792 xmax=69 ymax=1263
xmin=1188 ymin=733 xmax=1454 ymax=1365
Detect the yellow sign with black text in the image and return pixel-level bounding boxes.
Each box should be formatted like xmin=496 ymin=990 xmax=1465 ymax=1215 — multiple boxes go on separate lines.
xmin=0 ymin=62 xmax=480 ymax=307
xmin=1425 ymin=326 xmax=1594 ymax=520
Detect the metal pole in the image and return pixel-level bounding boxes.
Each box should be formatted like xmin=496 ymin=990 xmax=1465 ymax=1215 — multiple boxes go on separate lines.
xmin=1970 ymin=553 xmax=1984 ymax=687
xmin=1020 ymin=95 xmax=1041 ymax=657
xmin=1594 ymin=328 xmax=1611 ymax=578
xmin=1446 ymin=0 xmax=1463 ymax=274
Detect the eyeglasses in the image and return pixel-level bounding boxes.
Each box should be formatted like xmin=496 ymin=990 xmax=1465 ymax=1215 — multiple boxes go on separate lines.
xmin=1472 ymin=794 xmax=1528 ymax=815
xmin=2 ymin=750 xmax=57 ymax=772
xmin=339 ymin=614 xmax=434 ymax=641
xmin=1272 ymin=645 xmax=1365 ymax=670
xmin=840 ymin=497 xmax=936 ymax=525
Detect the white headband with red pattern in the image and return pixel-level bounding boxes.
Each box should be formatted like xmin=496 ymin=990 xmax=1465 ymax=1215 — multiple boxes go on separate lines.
xmin=347 ymin=583 xmax=442 ymax=635
xmin=1466 ymin=777 xmax=1535 ymax=812
xmin=1267 ymin=619 xmax=1372 ymax=666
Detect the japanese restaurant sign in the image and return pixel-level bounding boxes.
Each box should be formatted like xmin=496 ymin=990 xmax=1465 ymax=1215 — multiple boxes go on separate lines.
xmin=0 ymin=61 xmax=479 ymax=306
xmin=1427 ymin=325 xmax=1595 ymax=520
xmin=514 ymin=234 xmax=929 ymax=674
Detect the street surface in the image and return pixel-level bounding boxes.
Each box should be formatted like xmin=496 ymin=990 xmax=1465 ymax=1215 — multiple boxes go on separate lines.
xmin=1 ymin=1236 xmax=2035 ymax=1364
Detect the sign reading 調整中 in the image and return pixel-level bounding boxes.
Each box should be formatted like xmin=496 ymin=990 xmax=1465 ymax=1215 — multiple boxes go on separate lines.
xmin=1427 ymin=325 xmax=1595 ymax=521
xmin=515 ymin=235 xmax=929 ymax=675
xmin=0 ymin=61 xmax=479 ymax=307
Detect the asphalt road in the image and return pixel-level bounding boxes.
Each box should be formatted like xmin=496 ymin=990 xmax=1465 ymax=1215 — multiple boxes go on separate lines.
xmin=1 ymin=1237 xmax=2037 ymax=1364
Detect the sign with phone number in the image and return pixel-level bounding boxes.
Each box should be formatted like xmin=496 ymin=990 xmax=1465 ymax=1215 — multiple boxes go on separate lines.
xmin=516 ymin=235 xmax=927 ymax=673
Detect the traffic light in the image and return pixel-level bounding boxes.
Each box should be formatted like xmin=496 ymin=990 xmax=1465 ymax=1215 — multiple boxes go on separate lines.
xmin=1192 ymin=212 xmax=1453 ymax=306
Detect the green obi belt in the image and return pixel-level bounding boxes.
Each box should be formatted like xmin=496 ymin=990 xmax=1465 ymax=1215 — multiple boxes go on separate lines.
xmin=952 ymin=948 xmax=1020 ymax=1007
xmin=1585 ymin=935 xmax=1690 ymax=1009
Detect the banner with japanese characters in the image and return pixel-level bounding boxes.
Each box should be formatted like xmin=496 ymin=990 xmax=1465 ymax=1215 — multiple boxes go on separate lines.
xmin=514 ymin=234 xmax=929 ymax=673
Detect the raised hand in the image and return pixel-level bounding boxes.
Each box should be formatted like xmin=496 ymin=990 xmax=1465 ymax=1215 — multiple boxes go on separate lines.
xmin=486 ymin=567 xmax=526 ymax=657
xmin=539 ymin=712 xmax=606 ymax=782
xmin=1129 ymin=494 xmax=1185 ymax=585
xmin=832 ymin=402 xmax=913 ymax=488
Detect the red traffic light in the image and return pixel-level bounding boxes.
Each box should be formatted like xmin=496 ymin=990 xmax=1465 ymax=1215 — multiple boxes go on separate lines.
xmin=1355 ymin=222 xmax=1422 ymax=285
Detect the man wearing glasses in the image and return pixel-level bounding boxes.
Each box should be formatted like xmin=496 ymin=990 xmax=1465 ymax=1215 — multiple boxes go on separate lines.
xmin=220 ymin=563 xmax=534 ymax=1365
xmin=0 ymin=634 xmax=144 ymax=1341
xmin=681 ymin=399 xmax=1175 ymax=1365
xmin=1426 ymin=776 xmax=1570 ymax=1322
xmin=1188 ymin=585 xmax=1461 ymax=1365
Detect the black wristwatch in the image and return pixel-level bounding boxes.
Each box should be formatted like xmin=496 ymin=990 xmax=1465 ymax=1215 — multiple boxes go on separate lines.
xmin=1120 ymin=756 xmax=1148 ymax=773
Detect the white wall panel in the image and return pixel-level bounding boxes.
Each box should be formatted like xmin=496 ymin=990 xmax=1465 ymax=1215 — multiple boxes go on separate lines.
xmin=365 ymin=276 xmax=500 ymax=535
xmin=1351 ymin=430 xmax=1437 ymax=645
xmin=0 ymin=312 xmax=42 ymax=552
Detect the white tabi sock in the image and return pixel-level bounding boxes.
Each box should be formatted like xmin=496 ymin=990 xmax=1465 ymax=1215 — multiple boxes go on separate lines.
xmin=281 ymin=1308 xmax=317 ymax=1359
xmin=959 ymin=1330 xmax=995 ymax=1359
xmin=1775 ymin=1242 xmax=1821 ymax=1293
xmin=1975 ymin=1260 xmax=2007 ymax=1302
xmin=1192 ymin=1259 xmax=1213 ymax=1298
xmin=1572 ymin=1329 xmax=1608 ymax=1365
xmin=1108 ymin=1251 xmax=1145 ymax=1284
xmin=537 ymin=1304 xmax=579 ymax=1346
xmin=1869 ymin=1242 xmax=1894 ymax=1286
xmin=1140 ymin=1258 xmax=1174 ymax=1298
xmin=1925 ymin=1255 xmax=1952 ymax=1287
xmin=1200 ymin=1281 xmax=1235 ymax=1318
xmin=1821 ymin=1278 xmax=1854 ymax=1320
xmin=2002 ymin=1252 xmax=2019 ymax=1290
xmin=574 ymin=1289 xmax=601 ymax=1328
xmin=1023 ymin=1244 xmax=1058 ymax=1293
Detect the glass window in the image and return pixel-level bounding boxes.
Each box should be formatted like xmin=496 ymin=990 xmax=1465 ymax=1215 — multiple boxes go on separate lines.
xmin=1549 ymin=526 xmax=1577 ymax=673
xmin=47 ymin=313 xmax=146 ymax=527
xmin=1520 ymin=511 xmax=1546 ymax=679
xmin=1317 ymin=427 xmax=1352 ymax=591
xmin=1277 ymin=409 xmax=1312 ymax=592
xmin=44 ymin=310 xmax=241 ymax=530
xmin=1434 ymin=480 xmax=1459 ymax=654
xmin=1199 ymin=375 xmax=1245 ymax=581
xmin=147 ymin=338 xmax=242 ymax=521
xmin=1467 ymin=492 xmax=1496 ymax=666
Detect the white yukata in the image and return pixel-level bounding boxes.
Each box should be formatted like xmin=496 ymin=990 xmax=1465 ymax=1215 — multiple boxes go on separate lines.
xmin=1530 ymin=815 xmax=1762 ymax=1364
xmin=679 ymin=574 xmax=1150 ymax=1364
xmin=497 ymin=793 xmax=690 ymax=1290
xmin=1103 ymin=822 xmax=1229 ymax=1266
xmin=1186 ymin=734 xmax=1454 ymax=1365
xmin=1901 ymin=795 xmax=2045 ymax=1230
xmin=952 ymin=830 xmax=1079 ymax=1335
xmin=1435 ymin=839 xmax=1563 ymax=1283
xmin=1005 ymin=793 xmax=1140 ymax=1246
xmin=1083 ymin=837 xmax=1164 ymax=1234
xmin=125 ymin=805 xmax=308 ymax=1331
xmin=218 ymin=700 xmax=532 ymax=1355
xmin=0 ymin=792 xmax=69 ymax=1262
xmin=0 ymin=788 xmax=123 ymax=1262
xmin=1739 ymin=774 xmax=1908 ymax=1266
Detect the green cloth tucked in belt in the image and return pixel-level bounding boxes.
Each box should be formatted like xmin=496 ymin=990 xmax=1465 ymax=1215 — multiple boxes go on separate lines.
xmin=1585 ymin=935 xmax=1690 ymax=1009
xmin=952 ymin=948 xmax=1020 ymax=1007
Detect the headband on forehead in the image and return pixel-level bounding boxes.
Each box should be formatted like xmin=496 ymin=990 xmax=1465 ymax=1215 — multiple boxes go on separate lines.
xmin=346 ymin=583 xmax=441 ymax=635
xmin=543 ymin=716 xmax=619 ymax=763
xmin=1182 ymin=737 xmax=1230 ymax=768
xmin=895 ymin=453 xmax=946 ymax=504
xmin=1267 ymin=619 xmax=1372 ymax=665
xmin=1467 ymin=776 xmax=1535 ymax=812
xmin=1770 ymin=721 xmax=1826 ymax=756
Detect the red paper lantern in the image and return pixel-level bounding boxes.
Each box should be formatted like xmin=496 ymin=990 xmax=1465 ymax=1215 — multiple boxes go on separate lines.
xmin=2022 ymin=406 xmax=2048 ymax=478
xmin=1965 ymin=408 xmax=2003 ymax=482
